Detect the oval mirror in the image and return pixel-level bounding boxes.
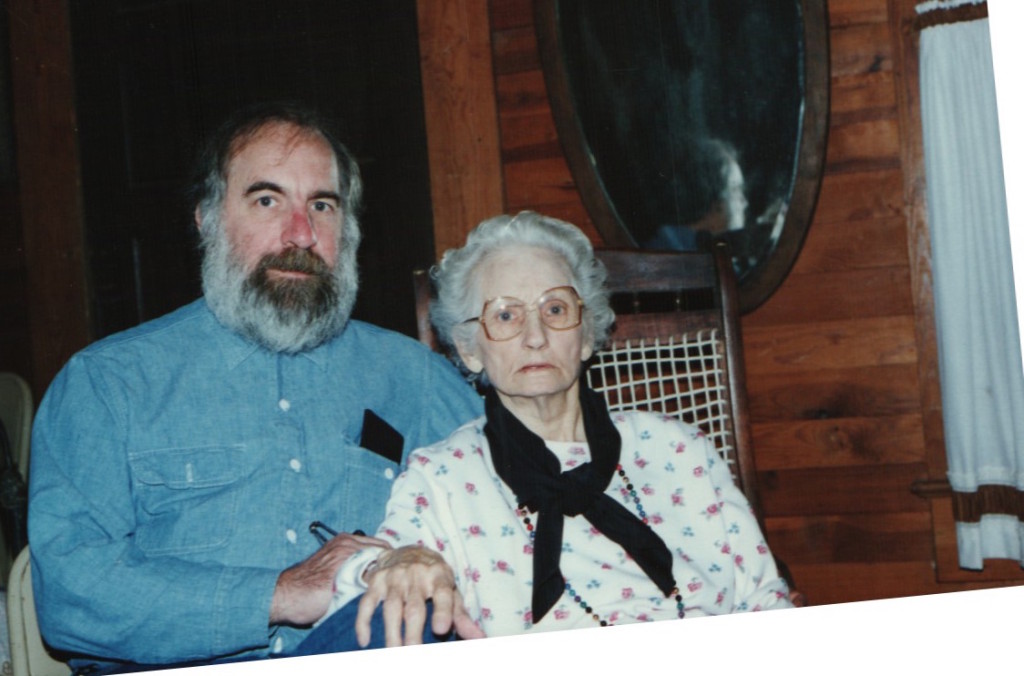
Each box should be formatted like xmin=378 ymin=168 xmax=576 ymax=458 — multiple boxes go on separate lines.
xmin=535 ymin=0 xmax=830 ymax=313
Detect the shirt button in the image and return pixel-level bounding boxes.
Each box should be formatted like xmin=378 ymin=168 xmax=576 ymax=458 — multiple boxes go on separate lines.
xmin=271 ymin=636 xmax=284 ymax=654
xmin=286 ymin=529 xmax=297 ymax=544
xmin=384 ymin=468 xmax=395 ymax=480
xmin=279 ymin=399 xmax=291 ymax=411
xmin=290 ymin=458 xmax=302 ymax=472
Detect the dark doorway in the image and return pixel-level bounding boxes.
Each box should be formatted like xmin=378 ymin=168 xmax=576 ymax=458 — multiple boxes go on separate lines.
xmin=69 ymin=0 xmax=434 ymax=339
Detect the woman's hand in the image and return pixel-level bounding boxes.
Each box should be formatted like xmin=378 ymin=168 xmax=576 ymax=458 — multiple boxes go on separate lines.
xmin=355 ymin=544 xmax=485 ymax=647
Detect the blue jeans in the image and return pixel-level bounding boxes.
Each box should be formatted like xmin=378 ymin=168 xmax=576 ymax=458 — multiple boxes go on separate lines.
xmin=289 ymin=596 xmax=456 ymax=656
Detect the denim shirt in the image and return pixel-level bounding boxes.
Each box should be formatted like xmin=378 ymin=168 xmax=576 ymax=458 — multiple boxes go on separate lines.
xmin=28 ymin=299 xmax=483 ymax=670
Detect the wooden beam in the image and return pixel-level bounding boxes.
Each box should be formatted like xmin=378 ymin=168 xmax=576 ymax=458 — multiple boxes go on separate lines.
xmin=7 ymin=0 xmax=91 ymax=398
xmin=416 ymin=0 xmax=505 ymax=258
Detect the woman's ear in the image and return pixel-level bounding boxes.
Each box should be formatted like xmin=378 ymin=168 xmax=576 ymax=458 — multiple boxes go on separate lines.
xmin=194 ymin=206 xmax=204 ymax=232
xmin=581 ymin=341 xmax=594 ymax=363
xmin=456 ymin=339 xmax=485 ymax=374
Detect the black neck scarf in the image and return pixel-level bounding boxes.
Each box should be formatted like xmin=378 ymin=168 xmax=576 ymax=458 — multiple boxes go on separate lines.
xmin=483 ymin=382 xmax=676 ymax=623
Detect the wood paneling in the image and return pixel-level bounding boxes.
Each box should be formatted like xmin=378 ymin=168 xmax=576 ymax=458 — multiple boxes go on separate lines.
xmin=417 ymin=0 xmax=505 ymax=258
xmin=7 ymin=0 xmax=91 ymax=400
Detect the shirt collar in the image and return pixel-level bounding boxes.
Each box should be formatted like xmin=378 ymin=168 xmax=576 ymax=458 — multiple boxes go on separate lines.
xmin=200 ymin=299 xmax=338 ymax=371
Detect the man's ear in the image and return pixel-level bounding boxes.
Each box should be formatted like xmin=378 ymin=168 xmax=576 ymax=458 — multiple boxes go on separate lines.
xmin=455 ymin=339 xmax=484 ymax=375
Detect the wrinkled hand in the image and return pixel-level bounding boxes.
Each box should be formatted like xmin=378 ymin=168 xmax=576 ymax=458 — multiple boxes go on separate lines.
xmin=270 ymin=532 xmax=392 ymax=627
xmin=356 ymin=545 xmax=485 ymax=647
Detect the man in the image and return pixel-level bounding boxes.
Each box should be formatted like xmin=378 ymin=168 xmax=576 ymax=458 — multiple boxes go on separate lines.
xmin=28 ymin=102 xmax=483 ymax=672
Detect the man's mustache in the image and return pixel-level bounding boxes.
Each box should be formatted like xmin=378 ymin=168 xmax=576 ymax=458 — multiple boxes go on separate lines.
xmin=256 ymin=248 xmax=331 ymax=278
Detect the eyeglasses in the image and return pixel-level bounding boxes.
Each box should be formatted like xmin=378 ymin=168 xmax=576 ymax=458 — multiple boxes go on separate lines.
xmin=464 ymin=286 xmax=584 ymax=342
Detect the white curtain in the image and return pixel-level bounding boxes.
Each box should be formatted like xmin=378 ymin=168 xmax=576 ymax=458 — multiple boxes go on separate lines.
xmin=919 ymin=7 xmax=1024 ymax=568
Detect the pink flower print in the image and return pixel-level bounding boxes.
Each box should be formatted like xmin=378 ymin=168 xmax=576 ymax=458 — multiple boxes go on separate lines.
xmin=523 ymin=543 xmax=534 ymax=555
xmin=686 ymin=580 xmax=703 ymax=592
xmin=637 ymin=613 xmax=650 ymax=622
xmin=674 ymin=442 xmax=687 ymax=454
xmin=464 ymin=567 xmax=481 ymax=582
xmin=641 ymin=485 xmax=654 ymax=496
xmin=473 ymin=445 xmax=484 ymax=456
xmin=720 ymin=543 xmax=731 ymax=554
xmin=734 ymin=554 xmax=744 ymax=568
xmin=671 ymin=489 xmax=684 ymax=506
xmin=453 ymin=449 xmax=465 ymax=459
xmin=715 ymin=589 xmax=725 ymax=606
xmin=650 ymin=514 xmax=663 ymax=525
xmin=466 ymin=524 xmax=484 ymax=537
xmin=621 ymin=587 xmax=634 ymax=599
xmin=614 ymin=414 xmax=626 ymax=423
xmin=692 ymin=466 xmax=705 ymax=478
xmin=705 ymin=503 xmax=719 ymax=515
xmin=565 ymin=459 xmax=579 ymax=468
xmin=554 ymin=609 xmax=569 ymax=620
xmin=523 ymin=610 xmax=534 ymax=626
xmin=415 ymin=495 xmax=429 ymax=509
xmin=634 ymin=457 xmax=649 ymax=469
xmin=601 ymin=562 xmax=613 ymax=570
xmin=435 ymin=538 xmax=445 ymax=552
xmin=588 ymin=525 xmax=601 ymax=536
xmin=570 ymin=446 xmax=587 ymax=456
xmin=757 ymin=544 xmax=768 ymax=555
xmin=382 ymin=528 xmax=398 ymax=538
xmin=465 ymin=482 xmax=477 ymax=495
xmin=414 ymin=455 xmax=430 ymax=466
xmin=494 ymin=560 xmax=513 ymax=574
xmin=481 ymin=607 xmax=492 ymax=620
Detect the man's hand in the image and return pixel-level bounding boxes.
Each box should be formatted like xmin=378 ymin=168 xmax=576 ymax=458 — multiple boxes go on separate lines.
xmin=270 ymin=532 xmax=391 ymax=627
xmin=356 ymin=545 xmax=485 ymax=647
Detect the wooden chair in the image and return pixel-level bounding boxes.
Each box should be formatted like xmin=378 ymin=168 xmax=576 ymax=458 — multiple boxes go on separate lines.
xmin=579 ymin=245 xmax=762 ymax=520
xmin=414 ymin=244 xmax=760 ymax=518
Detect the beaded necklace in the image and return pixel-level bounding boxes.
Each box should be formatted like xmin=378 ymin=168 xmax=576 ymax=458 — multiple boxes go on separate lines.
xmin=516 ymin=463 xmax=685 ymax=627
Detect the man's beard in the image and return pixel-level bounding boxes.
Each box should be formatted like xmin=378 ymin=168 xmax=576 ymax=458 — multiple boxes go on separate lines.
xmin=199 ymin=214 xmax=359 ymax=353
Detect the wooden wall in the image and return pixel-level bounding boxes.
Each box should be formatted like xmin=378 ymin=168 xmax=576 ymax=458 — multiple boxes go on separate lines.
xmin=483 ymin=0 xmax=1024 ymax=605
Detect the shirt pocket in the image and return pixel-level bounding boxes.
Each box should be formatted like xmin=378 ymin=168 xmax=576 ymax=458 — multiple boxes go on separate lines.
xmin=335 ymin=446 xmax=403 ymax=532
xmin=128 ymin=445 xmax=248 ymax=557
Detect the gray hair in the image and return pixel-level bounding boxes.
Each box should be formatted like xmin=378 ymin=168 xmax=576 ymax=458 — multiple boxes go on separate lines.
xmin=430 ymin=211 xmax=615 ymax=376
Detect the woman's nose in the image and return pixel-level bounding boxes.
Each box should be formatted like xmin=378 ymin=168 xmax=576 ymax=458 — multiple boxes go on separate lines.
xmin=283 ymin=209 xmax=318 ymax=249
xmin=521 ymin=310 xmax=549 ymax=348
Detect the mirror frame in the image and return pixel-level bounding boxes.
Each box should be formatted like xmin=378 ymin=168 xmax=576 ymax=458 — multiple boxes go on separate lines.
xmin=534 ymin=0 xmax=830 ymax=313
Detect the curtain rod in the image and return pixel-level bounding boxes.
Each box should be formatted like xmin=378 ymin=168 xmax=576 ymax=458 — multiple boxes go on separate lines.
xmin=915 ymin=1 xmax=988 ymax=31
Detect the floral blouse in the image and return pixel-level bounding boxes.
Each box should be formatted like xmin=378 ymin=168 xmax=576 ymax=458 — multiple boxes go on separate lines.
xmin=328 ymin=410 xmax=792 ymax=636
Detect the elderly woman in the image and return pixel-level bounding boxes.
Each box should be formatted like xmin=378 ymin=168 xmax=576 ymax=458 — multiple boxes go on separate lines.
xmin=315 ymin=211 xmax=792 ymax=648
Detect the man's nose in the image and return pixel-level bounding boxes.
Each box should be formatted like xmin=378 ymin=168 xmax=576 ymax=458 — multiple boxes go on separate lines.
xmin=283 ymin=208 xmax=318 ymax=249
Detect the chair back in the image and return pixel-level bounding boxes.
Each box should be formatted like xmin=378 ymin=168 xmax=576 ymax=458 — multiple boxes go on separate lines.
xmin=583 ymin=246 xmax=759 ymax=518
xmin=413 ymin=244 xmax=761 ymax=522
xmin=6 ymin=547 xmax=71 ymax=676
xmin=0 ymin=373 xmax=33 ymax=584
xmin=0 ymin=373 xmax=32 ymax=481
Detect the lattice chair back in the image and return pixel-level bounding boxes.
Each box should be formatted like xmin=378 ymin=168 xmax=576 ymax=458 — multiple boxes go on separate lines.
xmin=412 ymin=243 xmax=761 ymax=523
xmin=585 ymin=246 xmax=760 ymax=523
